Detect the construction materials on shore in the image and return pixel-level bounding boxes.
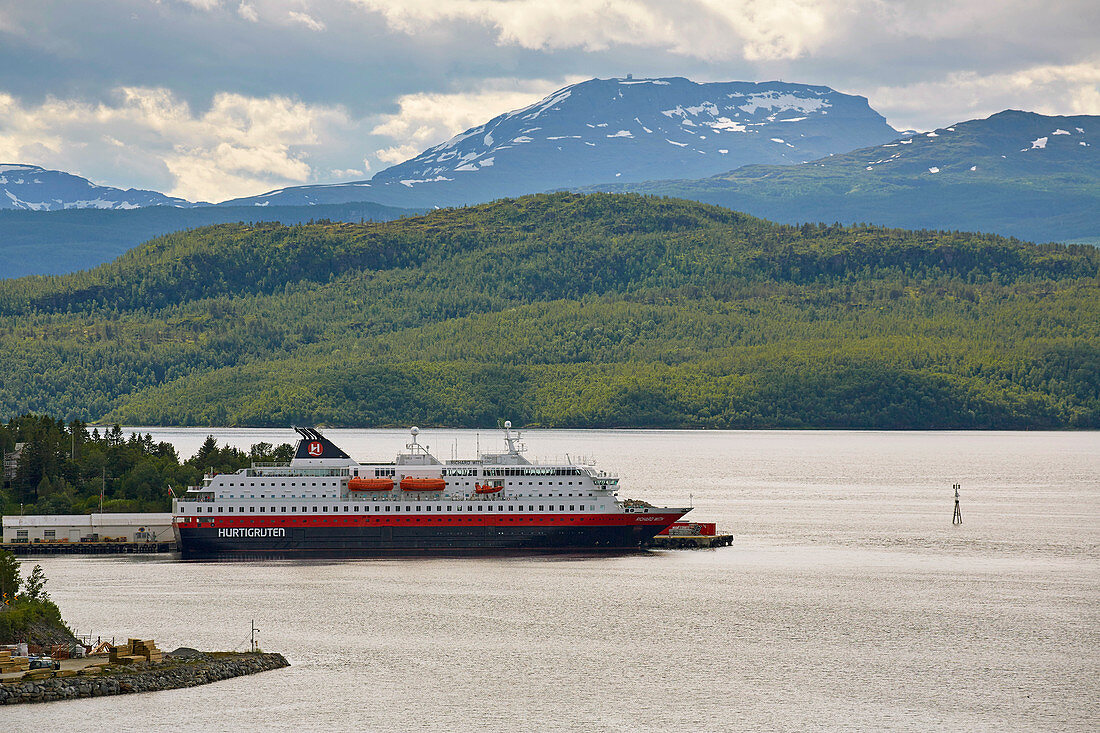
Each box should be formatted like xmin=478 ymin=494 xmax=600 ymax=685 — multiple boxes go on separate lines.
xmin=109 ymin=639 xmax=163 ymax=665
xmin=0 ymin=648 xmax=29 ymax=674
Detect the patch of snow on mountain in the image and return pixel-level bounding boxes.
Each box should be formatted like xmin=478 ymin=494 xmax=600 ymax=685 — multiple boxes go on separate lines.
xmin=770 ymin=138 xmax=785 ymax=143
xmin=1076 ymin=127 xmax=1085 ymax=133
xmin=517 ymin=88 xmax=572 ymax=121
xmin=779 ymin=117 xmax=807 ymax=122
xmin=546 ymin=135 xmax=581 ymax=140
xmin=736 ymin=92 xmax=829 ymax=115
xmin=1030 ymin=137 xmax=1048 ymax=149
xmin=970 ymin=166 xmax=977 ymax=171
xmin=511 ymin=136 xmax=534 ymax=143
xmin=928 ymin=167 xmax=940 ymax=173
xmin=619 ymin=79 xmax=670 ymax=85
xmin=400 ymin=176 xmax=453 ymax=187
xmin=926 ymin=132 xmax=938 ymax=137
xmin=718 ymin=149 xmax=728 ymax=153
xmin=706 ymin=117 xmax=746 ymax=132
xmin=1052 ymin=129 xmax=1070 ymax=135
xmin=1081 ymin=141 xmax=1090 ymax=146
xmin=607 ymin=130 xmax=633 ymax=138
xmin=479 ymin=157 xmax=494 ymax=167
xmin=666 ymin=139 xmax=688 ymax=147
xmin=900 ymin=139 xmax=913 ymax=144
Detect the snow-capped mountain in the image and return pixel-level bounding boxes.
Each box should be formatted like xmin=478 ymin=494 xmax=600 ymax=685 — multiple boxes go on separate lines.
xmin=585 ymin=111 xmax=1099 ymax=243
xmin=0 ymin=164 xmax=193 ymax=211
xmin=222 ymin=76 xmax=899 ymax=209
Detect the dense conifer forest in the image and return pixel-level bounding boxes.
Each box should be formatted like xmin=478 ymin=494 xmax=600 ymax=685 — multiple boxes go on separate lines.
xmin=1 ymin=193 xmax=1097 ymax=430
xmin=0 ymin=416 xmax=289 ymax=514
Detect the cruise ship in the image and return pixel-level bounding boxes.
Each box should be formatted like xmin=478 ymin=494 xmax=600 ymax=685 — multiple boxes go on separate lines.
xmin=173 ymin=424 xmax=690 ymax=558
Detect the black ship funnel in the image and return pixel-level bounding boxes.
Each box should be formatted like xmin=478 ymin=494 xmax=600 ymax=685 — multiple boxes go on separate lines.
xmin=293 ymin=427 xmax=351 ymax=460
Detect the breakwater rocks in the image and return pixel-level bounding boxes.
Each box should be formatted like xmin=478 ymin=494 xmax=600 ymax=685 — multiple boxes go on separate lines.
xmin=0 ymin=652 xmax=289 ymax=705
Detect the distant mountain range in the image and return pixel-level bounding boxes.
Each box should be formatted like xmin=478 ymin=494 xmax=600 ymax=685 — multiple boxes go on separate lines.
xmin=1 ymin=79 xmax=1097 ymax=280
xmin=0 ymin=163 xmax=193 ymax=211
xmin=222 ymin=77 xmax=899 ymax=209
xmin=579 ymin=110 xmax=1099 ymax=244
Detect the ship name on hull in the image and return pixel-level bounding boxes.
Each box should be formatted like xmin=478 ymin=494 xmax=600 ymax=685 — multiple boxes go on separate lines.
xmin=217 ymin=528 xmax=287 ymax=538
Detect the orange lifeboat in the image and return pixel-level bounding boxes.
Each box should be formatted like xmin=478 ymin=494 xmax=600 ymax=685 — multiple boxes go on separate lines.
xmin=474 ymin=483 xmax=503 ymax=494
xmin=400 ymin=477 xmax=447 ymax=492
xmin=348 ymin=477 xmax=395 ymax=492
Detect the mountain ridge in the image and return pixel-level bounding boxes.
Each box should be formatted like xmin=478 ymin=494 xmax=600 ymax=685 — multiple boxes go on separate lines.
xmin=221 ymin=76 xmax=899 ymax=209
xmin=577 ymin=110 xmax=1099 ymax=243
xmin=0 ymin=163 xmax=194 ymax=211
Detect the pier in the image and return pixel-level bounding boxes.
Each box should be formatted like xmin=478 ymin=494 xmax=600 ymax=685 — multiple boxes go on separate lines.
xmin=647 ymin=533 xmax=733 ymax=549
xmin=0 ymin=541 xmax=175 ymax=556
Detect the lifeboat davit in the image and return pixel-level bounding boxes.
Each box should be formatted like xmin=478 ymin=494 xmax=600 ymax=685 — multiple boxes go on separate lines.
xmin=400 ymin=477 xmax=447 ymax=492
xmin=348 ymin=477 xmax=395 ymax=492
xmin=474 ymin=483 xmax=503 ymax=494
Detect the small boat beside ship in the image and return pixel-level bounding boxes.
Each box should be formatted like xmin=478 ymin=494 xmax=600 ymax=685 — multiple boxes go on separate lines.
xmin=172 ymin=423 xmax=690 ymax=558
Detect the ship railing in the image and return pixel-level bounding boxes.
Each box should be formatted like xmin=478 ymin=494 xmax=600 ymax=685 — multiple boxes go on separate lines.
xmin=245 ymin=467 xmax=349 ymax=477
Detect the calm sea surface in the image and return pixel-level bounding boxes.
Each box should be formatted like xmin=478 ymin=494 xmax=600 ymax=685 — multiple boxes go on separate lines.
xmin=11 ymin=429 xmax=1099 ymax=731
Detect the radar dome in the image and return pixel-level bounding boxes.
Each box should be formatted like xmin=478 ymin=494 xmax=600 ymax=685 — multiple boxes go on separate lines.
xmin=410 ymin=426 xmax=420 ymax=436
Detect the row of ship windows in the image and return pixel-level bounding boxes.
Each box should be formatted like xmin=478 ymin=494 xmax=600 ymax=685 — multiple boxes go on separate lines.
xmin=221 ymin=480 xmax=588 ymax=490
xmin=189 ymin=504 xmax=599 ymax=514
xmin=223 ymin=481 xmax=335 ymax=488
xmin=217 ymin=492 xmax=598 ymax=500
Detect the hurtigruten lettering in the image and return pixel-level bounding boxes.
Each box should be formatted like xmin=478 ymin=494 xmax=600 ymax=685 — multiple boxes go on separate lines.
xmin=217 ymin=528 xmax=286 ymax=538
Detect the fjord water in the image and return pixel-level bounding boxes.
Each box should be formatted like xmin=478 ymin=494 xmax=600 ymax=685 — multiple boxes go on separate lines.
xmin=14 ymin=430 xmax=1099 ymax=731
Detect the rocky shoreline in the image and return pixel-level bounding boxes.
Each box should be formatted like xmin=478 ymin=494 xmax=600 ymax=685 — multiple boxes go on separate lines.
xmin=0 ymin=651 xmax=289 ymax=705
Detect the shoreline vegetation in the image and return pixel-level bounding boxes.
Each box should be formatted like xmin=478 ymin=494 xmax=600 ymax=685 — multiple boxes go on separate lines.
xmin=0 ymin=194 xmax=1095 ymax=431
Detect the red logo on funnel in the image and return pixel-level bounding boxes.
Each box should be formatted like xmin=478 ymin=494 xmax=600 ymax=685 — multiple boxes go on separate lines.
xmin=307 ymin=441 xmax=324 ymax=456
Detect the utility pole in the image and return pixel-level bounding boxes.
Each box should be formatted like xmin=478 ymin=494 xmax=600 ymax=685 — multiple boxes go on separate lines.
xmin=952 ymin=483 xmax=963 ymax=525
xmin=251 ymin=620 xmax=259 ymax=652
xmin=100 ymin=468 xmax=105 ymax=514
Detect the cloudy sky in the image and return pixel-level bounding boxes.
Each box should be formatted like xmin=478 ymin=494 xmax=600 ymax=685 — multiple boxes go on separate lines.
xmin=1 ymin=0 xmax=1097 ymax=202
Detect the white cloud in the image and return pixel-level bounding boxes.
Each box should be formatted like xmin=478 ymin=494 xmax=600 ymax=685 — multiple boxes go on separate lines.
xmin=370 ymin=77 xmax=585 ymax=162
xmin=287 ymin=10 xmax=325 ymax=31
xmin=237 ymin=2 xmax=259 ymax=22
xmin=177 ymin=0 xmax=224 ymax=10
xmin=0 ymin=87 xmax=353 ymax=202
xmin=347 ymin=0 xmax=833 ymax=61
xmin=869 ymin=61 xmax=1100 ymax=130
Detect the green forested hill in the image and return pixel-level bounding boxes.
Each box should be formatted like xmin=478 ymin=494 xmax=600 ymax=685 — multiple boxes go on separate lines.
xmin=0 ymin=193 xmax=1097 ymax=428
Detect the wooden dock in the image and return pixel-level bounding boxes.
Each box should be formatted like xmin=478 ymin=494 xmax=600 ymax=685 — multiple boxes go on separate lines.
xmin=0 ymin=541 xmax=175 ymax=556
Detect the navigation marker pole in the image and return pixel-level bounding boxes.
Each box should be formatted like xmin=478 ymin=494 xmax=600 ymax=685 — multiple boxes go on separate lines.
xmin=251 ymin=620 xmax=259 ymax=653
xmin=952 ymin=484 xmax=963 ymax=525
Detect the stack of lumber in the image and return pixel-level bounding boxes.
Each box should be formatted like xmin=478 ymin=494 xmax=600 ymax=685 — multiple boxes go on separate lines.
xmin=0 ymin=648 xmax=29 ymax=673
xmin=109 ymin=638 xmax=162 ymax=664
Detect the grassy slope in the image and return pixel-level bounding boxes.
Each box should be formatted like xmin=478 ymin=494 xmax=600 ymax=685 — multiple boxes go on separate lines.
xmin=0 ymin=193 xmax=1097 ymax=428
